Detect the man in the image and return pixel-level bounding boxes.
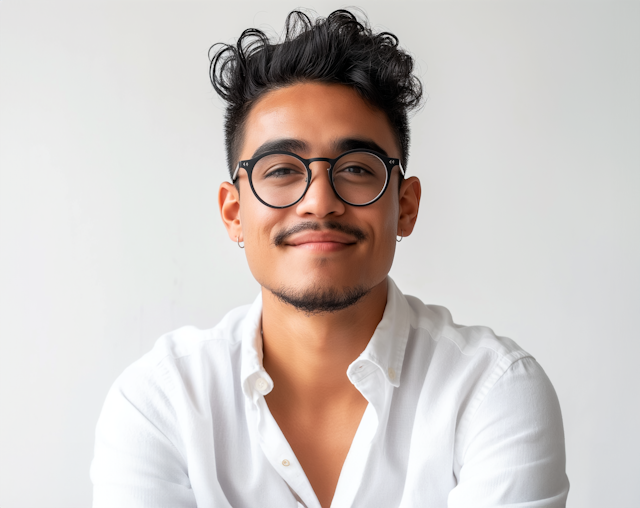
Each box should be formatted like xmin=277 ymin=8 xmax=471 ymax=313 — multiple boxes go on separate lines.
xmin=91 ymin=9 xmax=569 ymax=508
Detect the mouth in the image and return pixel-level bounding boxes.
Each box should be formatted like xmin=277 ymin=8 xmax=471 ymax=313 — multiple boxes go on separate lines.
xmin=273 ymin=221 xmax=367 ymax=250
xmin=286 ymin=231 xmax=358 ymax=251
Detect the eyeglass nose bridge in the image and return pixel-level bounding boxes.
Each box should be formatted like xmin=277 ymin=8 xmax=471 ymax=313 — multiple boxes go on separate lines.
xmin=297 ymin=158 xmax=340 ymax=206
xmin=306 ymin=157 xmax=333 ymax=164
xmin=304 ymin=157 xmax=335 ymax=181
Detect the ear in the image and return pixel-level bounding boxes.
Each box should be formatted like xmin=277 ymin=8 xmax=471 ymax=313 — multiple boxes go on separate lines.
xmin=218 ymin=182 xmax=243 ymax=242
xmin=397 ymin=176 xmax=421 ymax=237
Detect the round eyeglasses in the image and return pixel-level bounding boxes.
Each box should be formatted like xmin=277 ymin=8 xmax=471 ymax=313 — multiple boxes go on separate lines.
xmin=232 ymin=149 xmax=405 ymax=208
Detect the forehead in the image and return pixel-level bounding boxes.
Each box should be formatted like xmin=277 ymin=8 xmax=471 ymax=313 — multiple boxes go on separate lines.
xmin=239 ymin=82 xmax=399 ymax=160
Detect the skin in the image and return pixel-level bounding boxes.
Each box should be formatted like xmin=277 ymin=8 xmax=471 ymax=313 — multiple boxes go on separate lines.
xmin=219 ymin=82 xmax=421 ymax=508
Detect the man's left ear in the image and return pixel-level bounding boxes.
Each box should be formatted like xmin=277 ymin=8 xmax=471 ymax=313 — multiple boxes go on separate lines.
xmin=397 ymin=176 xmax=421 ymax=237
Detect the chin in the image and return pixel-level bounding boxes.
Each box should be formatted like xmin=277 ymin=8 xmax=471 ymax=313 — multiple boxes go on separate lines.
xmin=268 ymin=280 xmax=372 ymax=315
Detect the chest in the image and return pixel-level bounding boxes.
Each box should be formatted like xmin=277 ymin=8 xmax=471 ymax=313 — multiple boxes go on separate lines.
xmin=267 ymin=394 xmax=369 ymax=508
xmin=183 ymin=392 xmax=456 ymax=508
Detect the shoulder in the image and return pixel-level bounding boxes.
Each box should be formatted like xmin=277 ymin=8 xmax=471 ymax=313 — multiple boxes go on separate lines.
xmin=401 ymin=294 xmax=549 ymax=425
xmin=400 ymin=294 xmax=567 ymax=494
xmin=92 ymin=304 xmax=255 ymax=504
xmin=111 ymin=303 xmax=253 ymax=398
xmin=138 ymin=304 xmax=251 ymax=366
xmin=95 ymin=303 xmax=255 ymax=457
xmin=405 ymin=295 xmax=531 ymax=364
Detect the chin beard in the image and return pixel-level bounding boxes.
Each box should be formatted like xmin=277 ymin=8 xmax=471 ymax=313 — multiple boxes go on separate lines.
xmin=270 ymin=283 xmax=371 ymax=315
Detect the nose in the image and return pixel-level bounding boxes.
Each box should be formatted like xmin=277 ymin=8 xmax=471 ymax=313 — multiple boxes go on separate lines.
xmin=294 ymin=161 xmax=346 ymax=218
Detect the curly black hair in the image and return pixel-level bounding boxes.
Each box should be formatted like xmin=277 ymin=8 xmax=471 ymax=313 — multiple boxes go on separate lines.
xmin=209 ymin=9 xmax=423 ymax=179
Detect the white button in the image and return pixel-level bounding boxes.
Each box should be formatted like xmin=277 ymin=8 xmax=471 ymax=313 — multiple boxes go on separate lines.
xmin=388 ymin=367 xmax=396 ymax=381
xmin=255 ymin=378 xmax=268 ymax=391
xmin=282 ymin=459 xmax=290 ymax=466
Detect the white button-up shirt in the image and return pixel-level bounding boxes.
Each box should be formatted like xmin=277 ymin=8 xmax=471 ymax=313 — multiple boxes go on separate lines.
xmin=91 ymin=278 xmax=569 ymax=507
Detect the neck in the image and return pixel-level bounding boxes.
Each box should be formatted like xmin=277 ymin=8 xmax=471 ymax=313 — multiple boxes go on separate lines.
xmin=261 ymin=278 xmax=388 ymax=406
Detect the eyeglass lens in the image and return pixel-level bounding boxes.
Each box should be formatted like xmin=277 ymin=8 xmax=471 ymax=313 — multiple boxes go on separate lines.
xmin=251 ymin=152 xmax=388 ymax=207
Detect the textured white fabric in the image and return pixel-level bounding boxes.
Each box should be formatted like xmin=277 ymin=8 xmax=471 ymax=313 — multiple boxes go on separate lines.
xmin=91 ymin=278 xmax=569 ymax=507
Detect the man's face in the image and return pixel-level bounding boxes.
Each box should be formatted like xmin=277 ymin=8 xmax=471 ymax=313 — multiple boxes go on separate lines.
xmin=220 ymin=82 xmax=418 ymax=310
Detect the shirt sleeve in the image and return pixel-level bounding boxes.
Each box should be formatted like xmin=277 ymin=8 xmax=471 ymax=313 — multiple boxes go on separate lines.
xmin=90 ymin=362 xmax=197 ymax=508
xmin=448 ymin=357 xmax=570 ymax=508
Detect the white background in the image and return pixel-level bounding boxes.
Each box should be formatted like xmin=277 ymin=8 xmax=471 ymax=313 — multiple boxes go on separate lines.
xmin=1 ymin=1 xmax=638 ymax=506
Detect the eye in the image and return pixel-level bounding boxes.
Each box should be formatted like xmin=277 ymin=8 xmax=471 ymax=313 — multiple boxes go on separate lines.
xmin=264 ymin=165 xmax=305 ymax=179
xmin=344 ymin=165 xmax=365 ymax=174
xmin=334 ymin=164 xmax=375 ymax=177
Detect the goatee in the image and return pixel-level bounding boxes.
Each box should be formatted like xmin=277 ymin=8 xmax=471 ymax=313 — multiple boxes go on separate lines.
xmin=270 ymin=283 xmax=370 ymax=315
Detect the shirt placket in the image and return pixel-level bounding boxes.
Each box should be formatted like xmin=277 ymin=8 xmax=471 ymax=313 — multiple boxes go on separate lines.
xmin=329 ymin=361 xmax=391 ymax=508
xmin=252 ymin=376 xmax=322 ymax=508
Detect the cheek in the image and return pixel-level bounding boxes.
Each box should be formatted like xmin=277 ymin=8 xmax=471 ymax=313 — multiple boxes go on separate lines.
xmin=238 ymin=198 xmax=282 ymax=275
xmin=238 ymin=179 xmax=279 ymax=239
xmin=379 ymin=218 xmax=399 ymax=261
xmin=377 ymin=193 xmax=401 ymax=238
xmin=368 ymin=199 xmax=400 ymax=269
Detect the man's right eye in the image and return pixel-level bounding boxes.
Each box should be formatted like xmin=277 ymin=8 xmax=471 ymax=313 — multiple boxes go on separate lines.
xmin=264 ymin=166 xmax=303 ymax=178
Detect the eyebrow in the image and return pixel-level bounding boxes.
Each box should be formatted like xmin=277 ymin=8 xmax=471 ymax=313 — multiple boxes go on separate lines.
xmin=250 ymin=137 xmax=389 ymax=160
xmin=332 ymin=138 xmax=388 ymax=156
xmin=251 ymin=139 xmax=309 ymax=159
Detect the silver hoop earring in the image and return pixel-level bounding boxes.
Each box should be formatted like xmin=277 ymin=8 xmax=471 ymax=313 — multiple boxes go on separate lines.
xmin=237 ymin=236 xmax=244 ymax=249
xmin=396 ymin=230 xmax=403 ymax=243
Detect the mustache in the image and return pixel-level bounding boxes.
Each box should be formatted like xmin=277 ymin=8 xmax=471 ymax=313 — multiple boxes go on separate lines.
xmin=273 ymin=221 xmax=368 ymax=247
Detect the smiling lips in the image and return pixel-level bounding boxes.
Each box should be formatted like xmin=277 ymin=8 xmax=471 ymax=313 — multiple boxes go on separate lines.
xmin=285 ymin=231 xmax=358 ymax=251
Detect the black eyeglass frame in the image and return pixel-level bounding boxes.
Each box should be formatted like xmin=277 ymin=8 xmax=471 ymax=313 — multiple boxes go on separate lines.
xmin=231 ymin=148 xmax=405 ymax=209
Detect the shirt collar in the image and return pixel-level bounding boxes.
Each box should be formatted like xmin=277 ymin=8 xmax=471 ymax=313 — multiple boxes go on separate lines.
xmin=240 ymin=291 xmax=272 ymax=401
xmin=346 ymin=277 xmax=410 ymax=388
xmin=239 ymin=276 xmax=411 ymax=400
